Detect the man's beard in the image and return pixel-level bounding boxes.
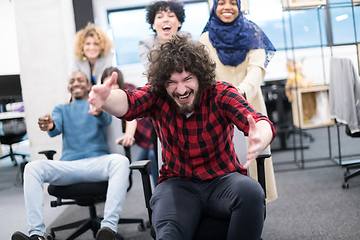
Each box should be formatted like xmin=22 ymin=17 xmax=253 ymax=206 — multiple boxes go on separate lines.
xmin=168 ymin=90 xmax=201 ymax=115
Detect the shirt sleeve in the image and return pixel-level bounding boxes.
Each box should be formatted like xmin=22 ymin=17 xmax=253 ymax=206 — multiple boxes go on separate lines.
xmin=47 ymin=105 xmax=63 ymax=137
xmin=238 ymin=49 xmax=266 ymax=103
xmin=122 ymin=85 xmax=156 ymax=120
xmin=95 ymin=111 xmax=112 ymax=126
xmin=218 ymin=83 xmax=276 ymax=139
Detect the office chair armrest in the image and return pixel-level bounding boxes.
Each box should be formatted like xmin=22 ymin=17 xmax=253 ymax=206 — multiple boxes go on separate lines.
xmin=38 ymin=150 xmax=57 ymax=160
xmin=255 ymin=154 xmax=271 ymax=198
xmin=129 ymin=160 xmax=152 ymax=173
xmin=129 ymin=160 xmax=153 ymax=223
xmin=257 ymin=153 xmax=271 ymax=160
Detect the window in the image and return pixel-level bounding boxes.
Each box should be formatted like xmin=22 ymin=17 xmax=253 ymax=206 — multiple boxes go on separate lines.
xmin=246 ymin=0 xmax=360 ymax=51
xmin=330 ymin=5 xmax=360 ymax=44
xmin=108 ymin=8 xmax=152 ymax=66
xmin=246 ymin=0 xmax=360 ymax=80
xmin=330 ymin=6 xmax=356 ymax=44
xmin=108 ymin=1 xmax=209 ymax=66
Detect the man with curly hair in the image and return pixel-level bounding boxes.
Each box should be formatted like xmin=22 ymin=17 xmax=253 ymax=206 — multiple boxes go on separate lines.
xmin=89 ymin=35 xmax=276 ymax=240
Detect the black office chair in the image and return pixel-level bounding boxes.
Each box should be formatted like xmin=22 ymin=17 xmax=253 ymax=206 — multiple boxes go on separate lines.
xmin=39 ymin=149 xmax=145 ymax=240
xmin=342 ymin=125 xmax=360 ymax=188
xmin=1 ymin=117 xmax=28 ymax=166
xmin=130 ymin=153 xmax=270 ymax=240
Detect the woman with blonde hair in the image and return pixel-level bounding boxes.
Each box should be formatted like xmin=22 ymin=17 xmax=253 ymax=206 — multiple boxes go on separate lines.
xmin=72 ymin=23 xmax=115 ymax=85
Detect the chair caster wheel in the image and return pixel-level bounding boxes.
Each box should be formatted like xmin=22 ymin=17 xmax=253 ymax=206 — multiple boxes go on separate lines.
xmin=342 ymin=182 xmax=349 ymax=189
xmin=138 ymin=222 xmax=146 ymax=232
xmin=46 ymin=231 xmax=55 ymax=240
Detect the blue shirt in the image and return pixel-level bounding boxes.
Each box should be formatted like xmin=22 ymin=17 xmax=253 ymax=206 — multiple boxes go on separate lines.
xmin=48 ymin=100 xmax=112 ymax=161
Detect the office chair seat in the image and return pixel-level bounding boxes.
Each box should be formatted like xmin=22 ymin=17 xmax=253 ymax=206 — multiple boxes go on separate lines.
xmin=48 ymin=182 xmax=108 ymax=206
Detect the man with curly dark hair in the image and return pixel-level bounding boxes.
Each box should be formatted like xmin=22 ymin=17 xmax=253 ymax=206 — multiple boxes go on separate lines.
xmin=139 ymin=0 xmax=190 ymax=68
xmin=89 ymin=34 xmax=276 ymax=240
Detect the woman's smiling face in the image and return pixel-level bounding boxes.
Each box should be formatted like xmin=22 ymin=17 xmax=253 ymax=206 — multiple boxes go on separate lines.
xmin=83 ymin=36 xmax=101 ymax=61
xmin=216 ymin=0 xmax=239 ymax=23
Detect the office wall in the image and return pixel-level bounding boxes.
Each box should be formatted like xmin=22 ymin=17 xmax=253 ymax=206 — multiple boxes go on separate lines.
xmin=0 ymin=0 xmax=20 ymax=75
xmin=13 ymin=0 xmax=76 ymax=160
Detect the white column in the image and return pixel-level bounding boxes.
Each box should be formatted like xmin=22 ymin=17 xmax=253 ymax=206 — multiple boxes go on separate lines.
xmin=13 ymin=0 xmax=76 ymax=160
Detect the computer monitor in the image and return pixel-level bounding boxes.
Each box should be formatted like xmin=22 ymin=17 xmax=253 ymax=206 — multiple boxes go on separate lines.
xmin=0 ymin=74 xmax=23 ymax=112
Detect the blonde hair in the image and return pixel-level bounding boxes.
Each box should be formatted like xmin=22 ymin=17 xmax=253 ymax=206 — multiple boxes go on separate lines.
xmin=74 ymin=22 xmax=113 ymax=61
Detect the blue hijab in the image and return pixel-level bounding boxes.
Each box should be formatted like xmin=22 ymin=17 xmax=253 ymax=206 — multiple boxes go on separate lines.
xmin=202 ymin=0 xmax=276 ymax=67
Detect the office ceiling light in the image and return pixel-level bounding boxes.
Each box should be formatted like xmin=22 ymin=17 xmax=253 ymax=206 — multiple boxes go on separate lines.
xmin=336 ymin=14 xmax=348 ymax=22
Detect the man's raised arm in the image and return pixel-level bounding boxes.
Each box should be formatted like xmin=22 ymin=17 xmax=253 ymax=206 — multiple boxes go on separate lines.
xmin=88 ymin=72 xmax=129 ymax=117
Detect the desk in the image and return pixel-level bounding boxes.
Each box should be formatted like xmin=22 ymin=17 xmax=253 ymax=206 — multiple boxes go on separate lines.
xmin=0 ymin=111 xmax=26 ymax=120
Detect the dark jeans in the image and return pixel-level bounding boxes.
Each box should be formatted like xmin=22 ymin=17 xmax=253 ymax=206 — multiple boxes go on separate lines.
xmin=150 ymin=172 xmax=265 ymax=240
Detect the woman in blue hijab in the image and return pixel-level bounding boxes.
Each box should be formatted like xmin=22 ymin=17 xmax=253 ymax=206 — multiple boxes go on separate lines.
xmin=199 ymin=0 xmax=278 ymax=203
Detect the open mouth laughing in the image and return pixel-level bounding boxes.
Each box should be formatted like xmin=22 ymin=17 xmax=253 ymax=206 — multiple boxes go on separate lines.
xmin=162 ymin=25 xmax=172 ymax=34
xmin=174 ymin=91 xmax=192 ymax=105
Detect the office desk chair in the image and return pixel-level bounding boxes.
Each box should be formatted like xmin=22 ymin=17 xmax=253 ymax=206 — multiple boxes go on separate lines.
xmin=328 ymin=58 xmax=360 ymax=188
xmin=39 ymin=150 xmax=145 ymax=240
xmin=130 ymin=131 xmax=270 ymax=240
xmin=342 ymin=126 xmax=360 ymax=188
xmin=0 ymin=133 xmax=28 ymax=166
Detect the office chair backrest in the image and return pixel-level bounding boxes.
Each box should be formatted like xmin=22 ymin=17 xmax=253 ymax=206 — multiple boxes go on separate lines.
xmin=2 ymin=118 xmax=26 ymax=135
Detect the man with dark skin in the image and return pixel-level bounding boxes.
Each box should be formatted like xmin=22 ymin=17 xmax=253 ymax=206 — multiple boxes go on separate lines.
xmin=12 ymin=71 xmax=129 ymax=240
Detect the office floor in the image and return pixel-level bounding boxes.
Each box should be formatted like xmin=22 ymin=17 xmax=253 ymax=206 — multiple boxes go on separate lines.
xmin=1 ymin=126 xmax=360 ymax=240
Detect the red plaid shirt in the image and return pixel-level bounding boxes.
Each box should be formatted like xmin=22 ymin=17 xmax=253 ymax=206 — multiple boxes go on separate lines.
xmin=134 ymin=117 xmax=154 ymax=150
xmin=123 ymin=81 xmax=276 ymax=183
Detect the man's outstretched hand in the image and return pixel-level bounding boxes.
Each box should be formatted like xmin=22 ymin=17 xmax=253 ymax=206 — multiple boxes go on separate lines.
xmin=88 ymin=72 xmax=117 ymax=114
xmin=38 ymin=114 xmax=54 ymax=131
xmin=243 ymin=115 xmax=264 ymax=169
